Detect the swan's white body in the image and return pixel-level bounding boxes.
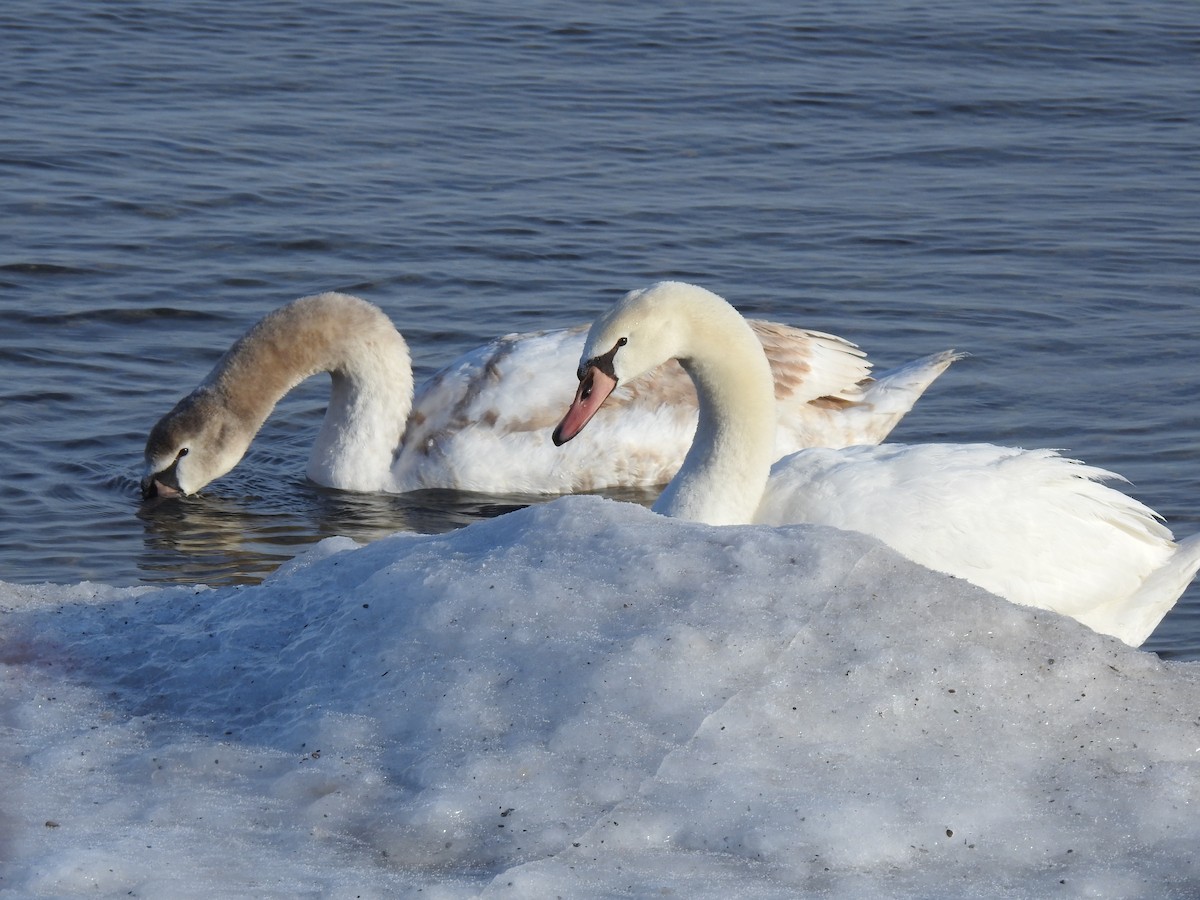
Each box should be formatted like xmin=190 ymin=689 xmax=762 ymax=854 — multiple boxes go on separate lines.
xmin=554 ymin=281 xmax=1200 ymax=647
xmin=142 ymin=291 xmax=956 ymax=498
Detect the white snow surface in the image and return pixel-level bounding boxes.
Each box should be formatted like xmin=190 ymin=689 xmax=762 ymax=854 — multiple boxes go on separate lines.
xmin=3 ymin=496 xmax=1198 ymax=898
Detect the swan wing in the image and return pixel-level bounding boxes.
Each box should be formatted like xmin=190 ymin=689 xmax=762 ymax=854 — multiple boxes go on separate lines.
xmin=756 ymin=443 xmax=1190 ymax=646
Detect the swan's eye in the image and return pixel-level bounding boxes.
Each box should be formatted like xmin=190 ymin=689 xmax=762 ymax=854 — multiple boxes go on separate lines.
xmin=617 ymin=337 xmax=628 ymax=347
xmin=177 ymin=447 xmax=189 ymax=459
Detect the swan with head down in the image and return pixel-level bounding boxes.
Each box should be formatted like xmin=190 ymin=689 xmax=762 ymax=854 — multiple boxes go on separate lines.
xmin=141 ymin=291 xmax=957 ymax=499
xmin=554 ymin=281 xmax=1200 ymax=647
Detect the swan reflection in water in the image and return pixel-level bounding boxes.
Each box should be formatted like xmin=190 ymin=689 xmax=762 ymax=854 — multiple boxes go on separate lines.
xmin=136 ymin=478 xmax=658 ymax=586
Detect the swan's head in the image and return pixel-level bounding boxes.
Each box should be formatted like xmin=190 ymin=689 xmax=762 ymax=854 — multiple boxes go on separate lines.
xmin=141 ymin=389 xmax=253 ymax=499
xmin=553 ymin=281 xmax=720 ymax=445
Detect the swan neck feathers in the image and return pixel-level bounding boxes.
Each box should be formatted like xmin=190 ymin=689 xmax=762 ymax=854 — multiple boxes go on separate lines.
xmin=207 ymin=292 xmax=412 ymax=417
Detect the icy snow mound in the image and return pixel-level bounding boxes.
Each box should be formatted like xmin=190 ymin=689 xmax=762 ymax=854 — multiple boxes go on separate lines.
xmin=3 ymin=496 xmax=1198 ymax=898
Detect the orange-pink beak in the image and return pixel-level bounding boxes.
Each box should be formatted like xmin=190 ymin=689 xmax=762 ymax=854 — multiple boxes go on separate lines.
xmin=552 ymin=365 xmax=618 ymax=445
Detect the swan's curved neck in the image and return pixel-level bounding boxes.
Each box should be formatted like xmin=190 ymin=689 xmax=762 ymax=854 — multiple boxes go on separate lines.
xmin=651 ymin=299 xmax=778 ymax=525
xmin=207 ymin=293 xmax=413 ymax=492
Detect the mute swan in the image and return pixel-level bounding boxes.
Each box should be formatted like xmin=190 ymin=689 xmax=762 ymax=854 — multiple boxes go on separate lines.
xmin=141 ymin=291 xmax=957 ymax=499
xmin=553 ymin=281 xmax=1200 ymax=647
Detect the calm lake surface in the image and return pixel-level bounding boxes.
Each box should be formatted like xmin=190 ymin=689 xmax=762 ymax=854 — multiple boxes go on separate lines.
xmin=2 ymin=1 xmax=1198 ymax=657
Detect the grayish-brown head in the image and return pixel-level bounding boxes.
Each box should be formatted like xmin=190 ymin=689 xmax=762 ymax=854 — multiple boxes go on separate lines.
xmin=140 ymin=388 xmax=255 ymax=498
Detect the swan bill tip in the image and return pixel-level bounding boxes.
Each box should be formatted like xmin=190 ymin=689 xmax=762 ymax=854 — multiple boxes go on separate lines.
xmin=140 ymin=476 xmax=183 ymax=501
xmin=552 ymin=365 xmax=619 ymax=449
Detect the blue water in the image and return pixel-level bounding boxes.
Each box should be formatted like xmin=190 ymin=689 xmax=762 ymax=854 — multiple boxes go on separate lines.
xmin=1 ymin=1 xmax=1198 ymax=656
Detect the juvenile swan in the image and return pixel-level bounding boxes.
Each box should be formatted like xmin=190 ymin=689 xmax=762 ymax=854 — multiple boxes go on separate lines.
xmin=141 ymin=291 xmax=958 ymax=499
xmin=554 ymin=281 xmax=1200 ymax=647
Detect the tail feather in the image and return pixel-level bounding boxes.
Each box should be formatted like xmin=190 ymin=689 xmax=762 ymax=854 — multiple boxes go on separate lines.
xmin=815 ymin=350 xmax=964 ymax=447
xmin=865 ymin=350 xmax=965 ymax=419
xmin=1081 ymin=531 xmax=1200 ymax=647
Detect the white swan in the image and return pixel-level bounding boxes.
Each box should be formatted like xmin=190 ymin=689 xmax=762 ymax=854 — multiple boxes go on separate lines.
xmin=553 ymin=281 xmax=1200 ymax=647
xmin=141 ymin=291 xmax=957 ymax=499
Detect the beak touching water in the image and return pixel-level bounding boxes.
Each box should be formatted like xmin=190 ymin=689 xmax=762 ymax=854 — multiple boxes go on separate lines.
xmin=552 ymin=365 xmax=618 ymax=445
xmin=140 ymin=456 xmax=184 ymax=500
xmin=141 ymin=476 xmax=182 ymax=500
